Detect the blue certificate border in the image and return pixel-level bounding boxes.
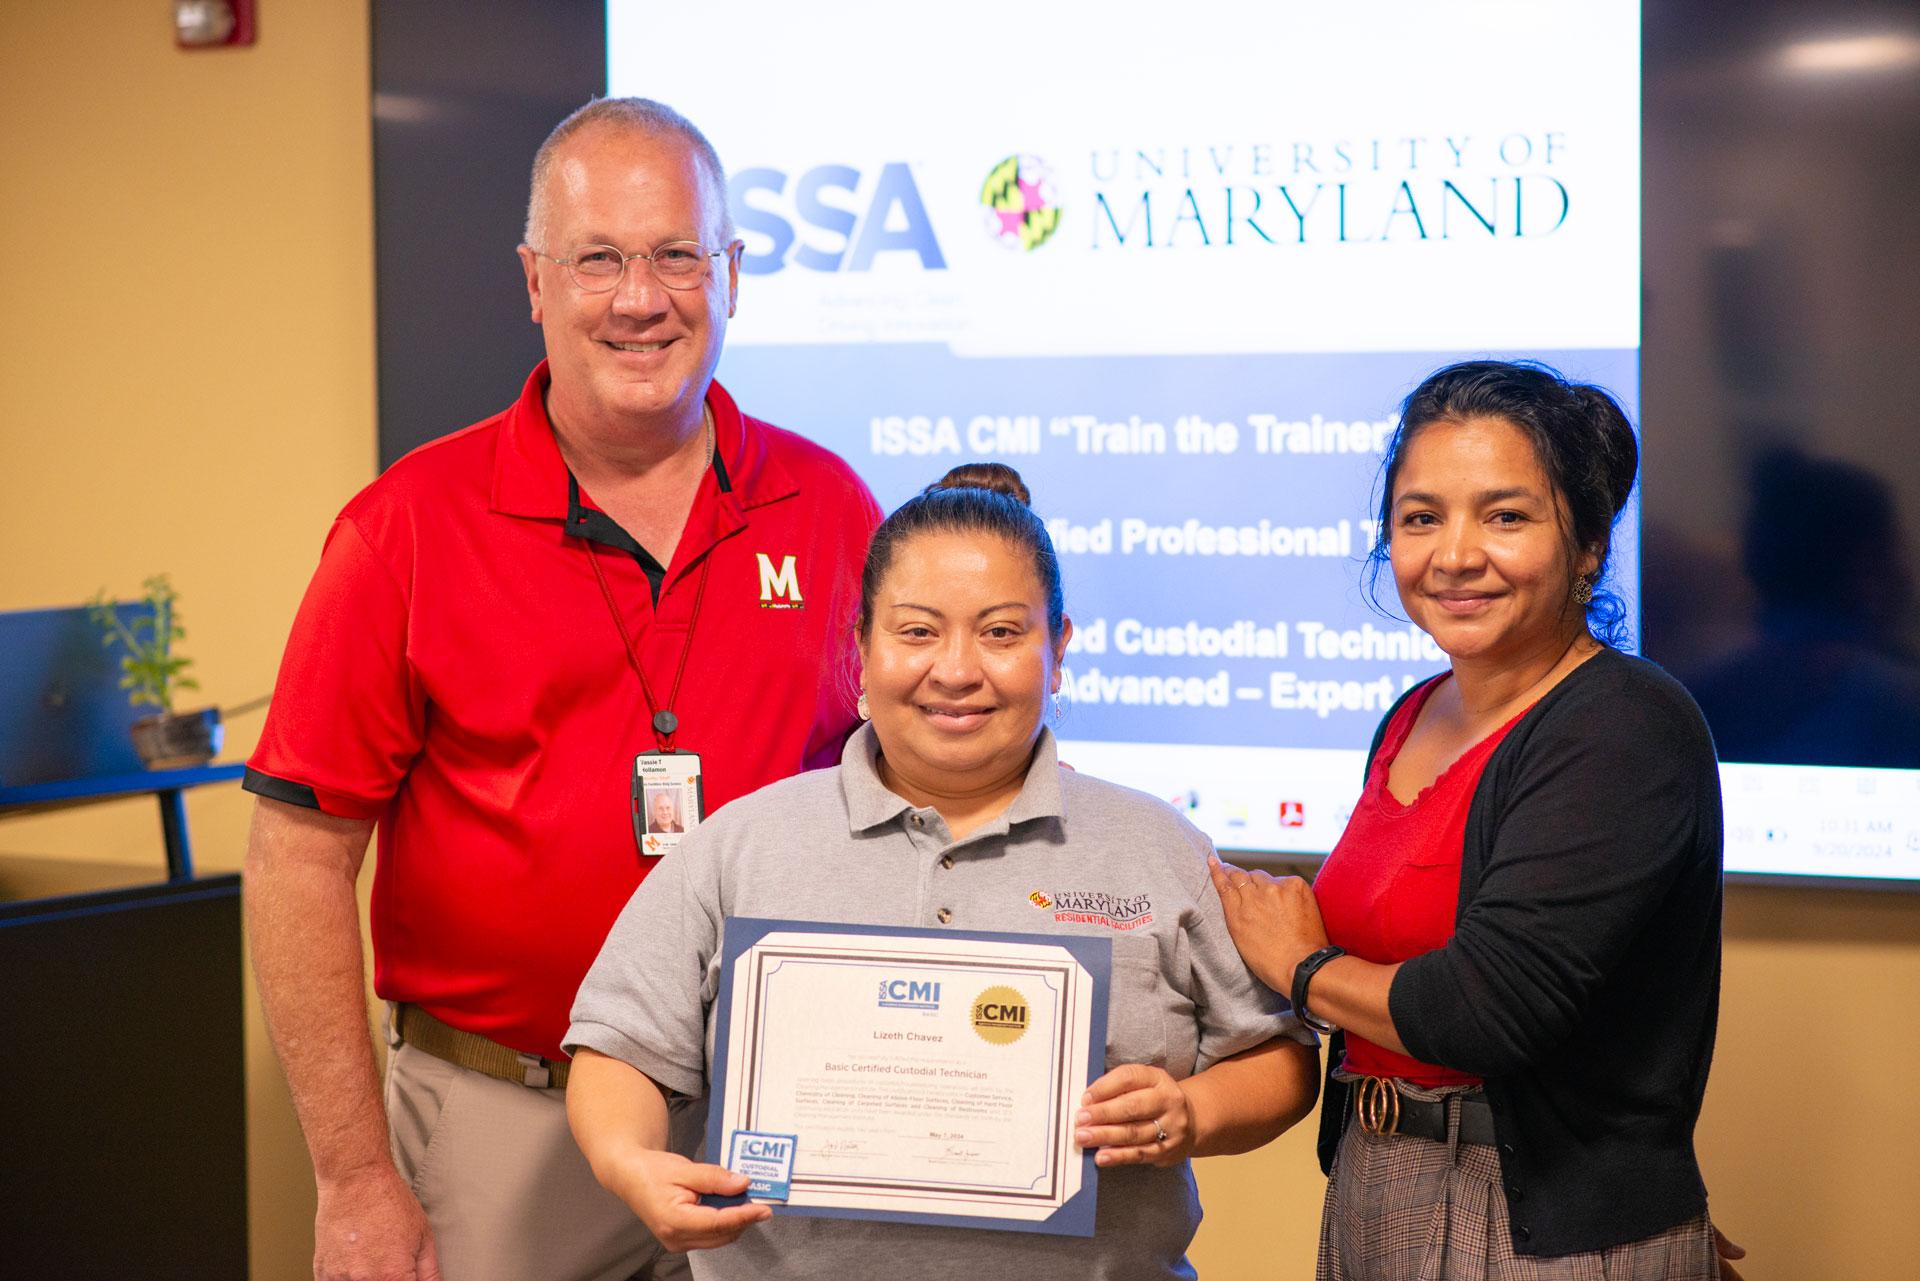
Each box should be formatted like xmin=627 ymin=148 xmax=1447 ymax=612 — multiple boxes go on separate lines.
xmin=703 ymin=917 xmax=1111 ymax=1238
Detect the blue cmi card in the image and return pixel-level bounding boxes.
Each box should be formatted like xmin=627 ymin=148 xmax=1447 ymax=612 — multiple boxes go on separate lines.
xmin=726 ymin=1129 xmax=799 ymax=1202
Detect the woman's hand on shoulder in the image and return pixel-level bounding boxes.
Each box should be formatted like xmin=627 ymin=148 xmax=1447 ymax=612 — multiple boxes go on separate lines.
xmin=1075 ymin=1064 xmax=1195 ymax=1168
xmin=603 ymin=1149 xmax=771 ymax=1252
xmin=1208 ymin=857 xmax=1330 ymax=993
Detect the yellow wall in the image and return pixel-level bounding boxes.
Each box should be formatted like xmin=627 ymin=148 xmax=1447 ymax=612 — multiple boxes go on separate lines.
xmin=0 ymin=4 xmax=374 ymax=1279
xmin=2 ymin=6 xmax=1916 ymax=1280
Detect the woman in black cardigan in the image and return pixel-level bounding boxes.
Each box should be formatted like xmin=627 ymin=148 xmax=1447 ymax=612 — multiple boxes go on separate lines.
xmin=1212 ymin=362 xmax=1742 ymax=1280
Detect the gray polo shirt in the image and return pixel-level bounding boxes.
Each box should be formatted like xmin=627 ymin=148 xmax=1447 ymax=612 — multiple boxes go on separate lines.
xmin=568 ymin=725 xmax=1312 ymax=1280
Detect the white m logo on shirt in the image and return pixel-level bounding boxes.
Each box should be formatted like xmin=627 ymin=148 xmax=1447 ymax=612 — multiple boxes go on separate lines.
xmin=756 ymin=553 xmax=803 ymax=605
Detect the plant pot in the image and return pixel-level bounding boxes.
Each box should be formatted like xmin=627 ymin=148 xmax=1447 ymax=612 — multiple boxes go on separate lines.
xmin=130 ymin=707 xmax=224 ymax=770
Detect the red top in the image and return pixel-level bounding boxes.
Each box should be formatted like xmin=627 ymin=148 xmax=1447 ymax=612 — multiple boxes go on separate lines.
xmin=1313 ymin=675 xmax=1528 ymax=1086
xmin=247 ymin=364 xmax=881 ymax=1059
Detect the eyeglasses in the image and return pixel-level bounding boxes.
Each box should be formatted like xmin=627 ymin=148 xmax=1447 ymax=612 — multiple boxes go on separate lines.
xmin=530 ymin=241 xmax=730 ymax=292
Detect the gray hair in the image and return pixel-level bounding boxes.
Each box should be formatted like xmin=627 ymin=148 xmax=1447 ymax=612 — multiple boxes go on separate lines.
xmin=522 ymin=97 xmax=733 ymax=249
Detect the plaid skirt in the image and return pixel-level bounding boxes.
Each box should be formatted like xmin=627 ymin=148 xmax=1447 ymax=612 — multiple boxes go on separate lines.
xmin=1317 ymin=1082 xmax=1717 ymax=1281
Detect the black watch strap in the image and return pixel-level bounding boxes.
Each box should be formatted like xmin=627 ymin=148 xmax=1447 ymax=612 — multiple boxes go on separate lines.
xmin=1291 ymin=945 xmax=1347 ymax=1034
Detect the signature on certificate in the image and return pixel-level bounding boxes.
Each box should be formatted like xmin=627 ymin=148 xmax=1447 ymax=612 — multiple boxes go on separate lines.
xmin=817 ymin=1137 xmax=867 ymax=1156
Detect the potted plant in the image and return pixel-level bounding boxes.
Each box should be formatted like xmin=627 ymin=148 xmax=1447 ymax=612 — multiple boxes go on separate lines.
xmin=88 ymin=574 xmax=223 ymax=770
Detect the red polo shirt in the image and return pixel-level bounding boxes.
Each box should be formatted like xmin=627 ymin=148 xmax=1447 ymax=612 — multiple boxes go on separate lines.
xmin=246 ymin=363 xmax=880 ymax=1059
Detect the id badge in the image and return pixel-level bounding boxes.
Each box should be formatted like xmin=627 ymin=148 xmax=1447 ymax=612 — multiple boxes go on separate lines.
xmin=633 ymin=751 xmax=705 ymax=857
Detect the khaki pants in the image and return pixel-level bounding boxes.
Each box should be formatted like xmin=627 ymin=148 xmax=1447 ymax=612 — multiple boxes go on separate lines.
xmin=385 ymin=1014 xmax=702 ymax=1281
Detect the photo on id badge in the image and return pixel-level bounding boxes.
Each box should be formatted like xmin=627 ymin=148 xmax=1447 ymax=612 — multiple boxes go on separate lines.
xmin=634 ymin=752 xmax=703 ymax=856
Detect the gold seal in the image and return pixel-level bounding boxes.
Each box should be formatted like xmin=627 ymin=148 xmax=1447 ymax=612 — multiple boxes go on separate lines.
xmin=970 ymin=985 xmax=1029 ymax=1046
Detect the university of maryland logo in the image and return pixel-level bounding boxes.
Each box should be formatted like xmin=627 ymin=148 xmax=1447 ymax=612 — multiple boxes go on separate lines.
xmin=1031 ymin=889 xmax=1154 ymax=932
xmin=756 ymin=553 xmax=804 ymax=610
xmin=980 ymin=154 xmax=1061 ymax=252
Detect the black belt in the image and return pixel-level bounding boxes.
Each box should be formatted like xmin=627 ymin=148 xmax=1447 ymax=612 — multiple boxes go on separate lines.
xmin=1348 ymin=1076 xmax=1497 ymax=1145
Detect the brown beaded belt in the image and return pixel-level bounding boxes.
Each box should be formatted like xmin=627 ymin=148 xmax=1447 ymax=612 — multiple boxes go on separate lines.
xmin=394 ymin=1004 xmax=570 ymax=1090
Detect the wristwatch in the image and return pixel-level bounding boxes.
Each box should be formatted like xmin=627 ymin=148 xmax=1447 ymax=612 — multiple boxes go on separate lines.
xmin=1290 ymin=945 xmax=1347 ymax=1035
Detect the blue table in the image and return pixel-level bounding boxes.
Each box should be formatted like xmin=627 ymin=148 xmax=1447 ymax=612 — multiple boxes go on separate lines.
xmin=0 ymin=762 xmax=247 ymax=880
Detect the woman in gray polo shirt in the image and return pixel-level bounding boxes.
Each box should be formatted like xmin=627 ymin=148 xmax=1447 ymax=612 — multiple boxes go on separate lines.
xmin=566 ymin=463 xmax=1320 ymax=1279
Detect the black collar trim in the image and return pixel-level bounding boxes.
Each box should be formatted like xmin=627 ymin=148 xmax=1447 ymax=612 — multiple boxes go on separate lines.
xmin=561 ymin=435 xmax=730 ymax=604
xmin=567 ymin=473 xmax=667 ymax=602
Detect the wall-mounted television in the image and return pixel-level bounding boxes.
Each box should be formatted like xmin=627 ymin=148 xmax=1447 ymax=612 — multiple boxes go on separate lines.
xmin=373 ymin=0 xmax=1920 ymax=885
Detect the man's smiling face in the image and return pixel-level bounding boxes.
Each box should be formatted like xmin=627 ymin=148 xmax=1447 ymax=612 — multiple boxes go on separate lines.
xmin=518 ymin=125 xmax=739 ymax=438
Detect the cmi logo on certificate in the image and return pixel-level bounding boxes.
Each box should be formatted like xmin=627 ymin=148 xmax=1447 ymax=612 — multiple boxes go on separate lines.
xmin=970 ymin=986 xmax=1029 ymax=1045
xmin=726 ymin=1130 xmax=799 ymax=1201
xmin=632 ymin=751 xmax=704 ymax=857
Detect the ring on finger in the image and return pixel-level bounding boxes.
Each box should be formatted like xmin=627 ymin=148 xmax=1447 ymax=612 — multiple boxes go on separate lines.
xmin=1154 ymin=1123 xmax=1169 ymax=1144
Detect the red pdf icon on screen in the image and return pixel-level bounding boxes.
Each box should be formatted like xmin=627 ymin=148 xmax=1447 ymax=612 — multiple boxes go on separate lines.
xmin=1278 ymin=801 xmax=1305 ymax=828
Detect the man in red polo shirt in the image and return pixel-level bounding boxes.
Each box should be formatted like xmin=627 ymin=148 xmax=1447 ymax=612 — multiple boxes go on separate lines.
xmin=243 ymin=98 xmax=879 ymax=1281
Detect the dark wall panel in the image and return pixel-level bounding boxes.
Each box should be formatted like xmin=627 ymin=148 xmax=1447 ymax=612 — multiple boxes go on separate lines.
xmin=373 ymin=0 xmax=605 ymax=467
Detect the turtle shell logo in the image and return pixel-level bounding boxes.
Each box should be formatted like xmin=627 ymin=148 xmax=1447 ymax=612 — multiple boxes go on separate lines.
xmin=981 ymin=154 xmax=1061 ymax=251
xmin=1028 ymin=890 xmax=1054 ymax=909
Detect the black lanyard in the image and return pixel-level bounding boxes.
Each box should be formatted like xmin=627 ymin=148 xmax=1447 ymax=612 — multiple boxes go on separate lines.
xmin=587 ymin=537 xmax=713 ymax=754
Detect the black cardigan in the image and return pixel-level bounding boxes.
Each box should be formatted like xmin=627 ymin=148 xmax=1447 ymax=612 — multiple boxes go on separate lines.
xmin=1315 ymin=646 xmax=1723 ymax=1257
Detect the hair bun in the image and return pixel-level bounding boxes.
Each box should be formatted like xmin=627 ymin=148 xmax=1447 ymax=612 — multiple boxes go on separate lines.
xmin=925 ymin=462 xmax=1033 ymax=507
xmin=1570 ymin=383 xmax=1639 ymax=518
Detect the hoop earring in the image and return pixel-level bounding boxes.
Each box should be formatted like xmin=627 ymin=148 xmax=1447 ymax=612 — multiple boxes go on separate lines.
xmin=1572 ymin=575 xmax=1594 ymax=606
xmin=856 ymin=690 xmax=871 ymax=721
xmin=1050 ymin=692 xmax=1062 ymax=720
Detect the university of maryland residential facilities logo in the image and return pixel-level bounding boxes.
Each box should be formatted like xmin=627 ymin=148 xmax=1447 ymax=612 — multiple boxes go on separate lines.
xmin=981 ymin=154 xmax=1061 ymax=251
xmin=1028 ymin=889 xmax=1153 ymax=931
xmin=755 ymin=552 xmax=804 ymax=610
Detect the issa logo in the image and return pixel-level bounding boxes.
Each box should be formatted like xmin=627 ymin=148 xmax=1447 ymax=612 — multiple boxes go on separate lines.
xmin=981 ymin=154 xmax=1061 ymax=251
xmin=729 ymin=163 xmax=946 ymax=275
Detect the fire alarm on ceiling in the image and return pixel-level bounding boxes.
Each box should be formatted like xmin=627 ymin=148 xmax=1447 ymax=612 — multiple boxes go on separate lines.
xmin=176 ymin=0 xmax=256 ymax=49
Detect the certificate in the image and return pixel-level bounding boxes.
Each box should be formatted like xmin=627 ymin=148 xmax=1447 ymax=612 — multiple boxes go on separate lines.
xmin=704 ymin=918 xmax=1110 ymax=1236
